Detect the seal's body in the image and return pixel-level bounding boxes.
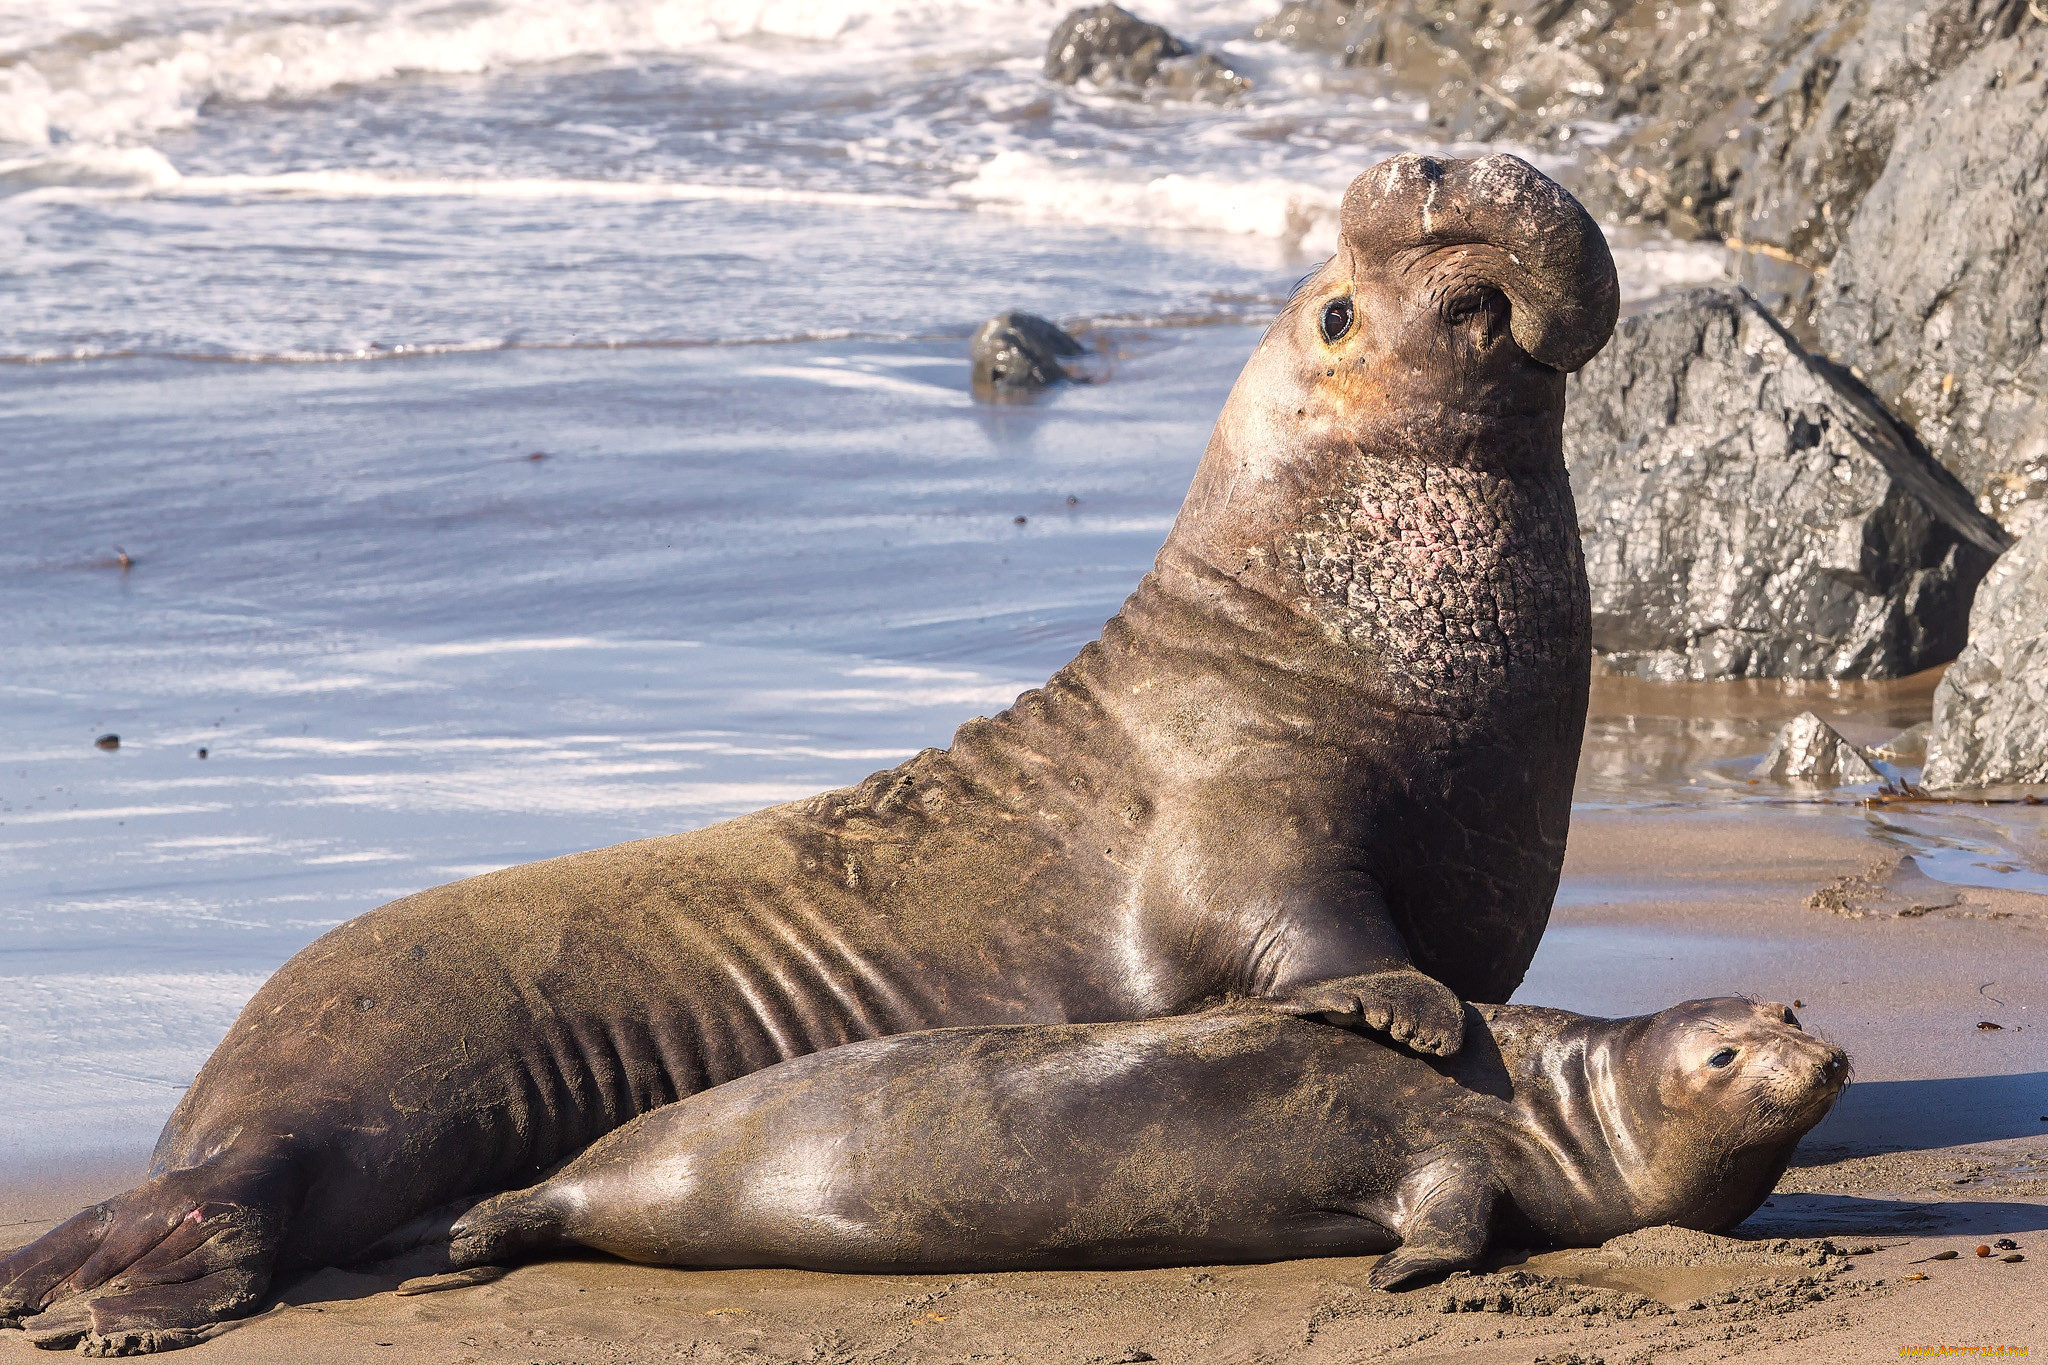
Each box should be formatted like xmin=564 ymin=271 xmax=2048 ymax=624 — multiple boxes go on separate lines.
xmin=1 ymin=153 xmax=1620 ymax=1355
xmin=441 ymin=999 xmax=1848 ymax=1285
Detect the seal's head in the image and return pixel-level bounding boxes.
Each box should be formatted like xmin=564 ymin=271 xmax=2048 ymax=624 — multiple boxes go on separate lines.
xmin=1612 ymin=997 xmax=1850 ymax=1232
xmin=1174 ymin=153 xmax=1618 ymax=561
xmin=1167 ymin=155 xmax=1615 ymax=705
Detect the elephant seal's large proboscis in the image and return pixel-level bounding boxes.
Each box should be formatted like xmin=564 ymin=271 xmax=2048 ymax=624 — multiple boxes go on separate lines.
xmin=438 ymin=999 xmax=1847 ymax=1284
xmin=0 ymin=152 xmax=1617 ymax=1355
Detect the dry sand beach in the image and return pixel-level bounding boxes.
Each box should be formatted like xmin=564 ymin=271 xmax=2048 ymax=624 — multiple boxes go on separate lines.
xmin=6 ymin=678 xmax=2045 ymax=1363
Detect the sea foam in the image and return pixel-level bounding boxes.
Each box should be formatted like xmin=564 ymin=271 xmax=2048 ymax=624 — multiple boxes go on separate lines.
xmin=0 ymin=0 xmax=1267 ymax=150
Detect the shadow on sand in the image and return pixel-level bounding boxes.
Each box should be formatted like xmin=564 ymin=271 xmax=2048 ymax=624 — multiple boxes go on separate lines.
xmin=1798 ymin=1072 xmax=2048 ymax=1154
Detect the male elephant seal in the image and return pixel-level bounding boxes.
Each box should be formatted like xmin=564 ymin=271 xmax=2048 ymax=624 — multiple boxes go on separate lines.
xmin=434 ymin=998 xmax=1847 ymax=1284
xmin=0 ymin=152 xmax=1617 ymax=1354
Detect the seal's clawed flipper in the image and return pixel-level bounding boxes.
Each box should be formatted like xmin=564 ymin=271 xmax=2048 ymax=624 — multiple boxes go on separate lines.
xmin=0 ymin=1159 xmax=289 ymax=1355
xmin=1368 ymin=1164 xmax=1498 ymax=1291
xmin=1270 ymin=968 xmax=1467 ymax=1057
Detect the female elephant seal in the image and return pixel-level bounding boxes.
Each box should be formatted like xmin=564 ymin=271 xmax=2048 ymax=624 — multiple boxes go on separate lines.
xmin=434 ymin=998 xmax=1847 ymax=1284
xmin=1 ymin=152 xmax=1618 ymax=1354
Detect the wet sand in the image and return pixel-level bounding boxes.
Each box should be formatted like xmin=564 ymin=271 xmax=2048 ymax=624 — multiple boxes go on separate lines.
xmin=5 ymin=772 xmax=2045 ymax=1363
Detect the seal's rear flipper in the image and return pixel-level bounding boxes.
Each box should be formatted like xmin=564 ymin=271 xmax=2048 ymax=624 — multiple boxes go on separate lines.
xmin=0 ymin=1156 xmax=291 ymax=1355
xmin=442 ymin=1189 xmax=569 ymax=1272
xmin=1367 ymin=1165 xmax=1498 ymax=1291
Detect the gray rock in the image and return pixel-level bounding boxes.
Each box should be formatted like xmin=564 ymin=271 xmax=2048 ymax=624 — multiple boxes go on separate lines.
xmin=1816 ymin=26 xmax=2048 ymax=539
xmin=1251 ymin=0 xmax=2025 ymax=287
xmin=1725 ymin=0 xmax=2030 ymax=278
xmin=1924 ymin=521 xmax=2048 ymax=788
xmin=1753 ymin=711 xmax=1884 ymax=784
xmin=971 ymin=311 xmax=1084 ymax=396
xmin=1565 ymin=287 xmax=2005 ymax=680
xmin=1045 ymin=5 xmax=1250 ymax=100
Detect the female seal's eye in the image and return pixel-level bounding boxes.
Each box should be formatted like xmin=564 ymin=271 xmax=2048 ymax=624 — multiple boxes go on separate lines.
xmin=1707 ymin=1048 xmax=1737 ymax=1068
xmin=1320 ymin=296 xmax=1354 ymax=343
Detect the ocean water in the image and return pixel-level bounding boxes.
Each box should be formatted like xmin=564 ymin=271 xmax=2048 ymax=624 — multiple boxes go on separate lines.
xmin=6 ymin=0 xmax=2003 ymax=1171
xmin=0 ymin=327 xmax=1246 ymax=1166
xmin=0 ymin=0 xmax=1734 ymax=361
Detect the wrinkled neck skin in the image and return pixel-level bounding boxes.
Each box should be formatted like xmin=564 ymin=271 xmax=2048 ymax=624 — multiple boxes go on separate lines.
xmin=1475 ymin=1010 xmax=1798 ymax=1244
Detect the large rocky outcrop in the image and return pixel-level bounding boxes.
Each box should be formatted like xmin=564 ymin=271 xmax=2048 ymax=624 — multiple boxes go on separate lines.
xmin=1565 ymin=287 xmax=2006 ymax=679
xmin=1045 ymin=5 xmax=1250 ymax=101
xmin=1816 ymin=27 xmax=2048 ymax=538
xmin=1254 ymin=0 xmax=2030 ymax=288
xmin=1924 ymin=521 xmax=2048 ymax=787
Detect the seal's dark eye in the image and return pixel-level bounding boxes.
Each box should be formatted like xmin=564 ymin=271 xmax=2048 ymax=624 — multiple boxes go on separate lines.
xmin=1320 ymin=296 xmax=1354 ymax=344
xmin=1707 ymin=1048 xmax=1737 ymax=1068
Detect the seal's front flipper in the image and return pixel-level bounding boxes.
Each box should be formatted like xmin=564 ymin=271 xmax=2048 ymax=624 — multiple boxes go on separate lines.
xmin=1242 ymin=874 xmax=1466 ymax=1056
xmin=0 ymin=1157 xmax=290 ymax=1355
xmin=1269 ymin=968 xmax=1466 ymax=1057
xmin=1368 ymin=1166 xmax=1498 ymax=1291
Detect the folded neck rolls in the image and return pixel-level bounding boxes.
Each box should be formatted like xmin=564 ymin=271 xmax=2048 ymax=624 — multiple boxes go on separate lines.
xmin=441 ymin=998 xmax=1846 ymax=1288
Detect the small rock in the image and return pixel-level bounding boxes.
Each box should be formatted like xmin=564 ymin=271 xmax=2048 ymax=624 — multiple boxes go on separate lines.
xmin=1752 ymin=712 xmax=1882 ymax=785
xmin=971 ymin=311 xmax=1083 ymax=396
xmin=93 ymin=733 xmax=120 ymax=751
xmin=1924 ymin=519 xmax=2048 ymax=788
xmin=1867 ymin=721 xmax=1930 ymax=763
xmin=1566 ymin=287 xmax=2004 ymax=680
xmin=1045 ymin=5 xmax=1248 ymax=100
